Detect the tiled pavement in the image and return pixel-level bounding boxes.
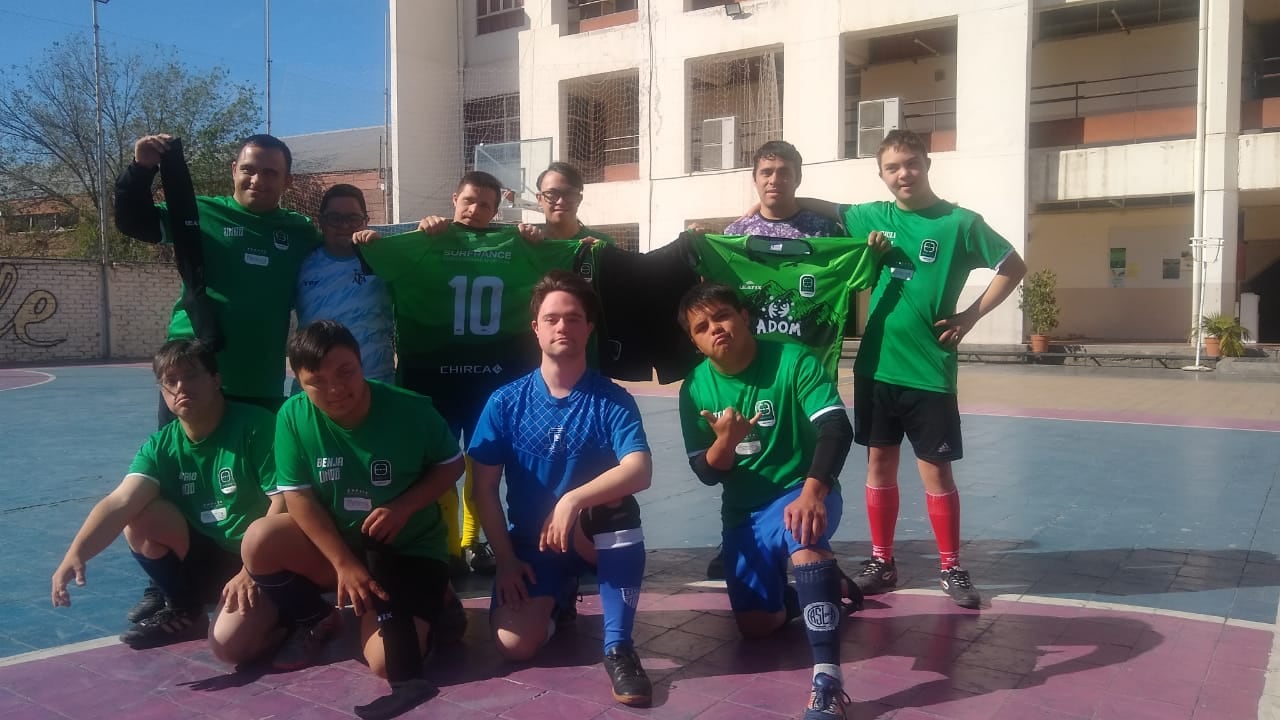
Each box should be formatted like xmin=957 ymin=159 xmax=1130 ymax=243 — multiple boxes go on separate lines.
xmin=2 ymin=363 xmax=1279 ymax=718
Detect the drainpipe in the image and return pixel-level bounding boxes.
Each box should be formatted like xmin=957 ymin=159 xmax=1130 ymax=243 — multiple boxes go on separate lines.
xmin=1186 ymin=0 xmax=1209 ymax=371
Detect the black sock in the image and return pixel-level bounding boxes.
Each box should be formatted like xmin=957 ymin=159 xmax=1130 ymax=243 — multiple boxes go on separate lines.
xmin=784 ymin=584 xmax=801 ymax=623
xmin=249 ymin=570 xmax=330 ymax=626
xmin=794 ymin=559 xmax=841 ymax=671
xmin=131 ymin=550 xmax=199 ymax=611
xmin=371 ymin=595 xmax=423 ymax=683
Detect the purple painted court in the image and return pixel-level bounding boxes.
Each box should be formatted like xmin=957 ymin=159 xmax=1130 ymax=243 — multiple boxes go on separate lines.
xmin=2 ymin=363 xmax=1278 ymax=719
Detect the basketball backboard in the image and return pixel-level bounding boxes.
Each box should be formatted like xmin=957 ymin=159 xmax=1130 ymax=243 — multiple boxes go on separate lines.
xmin=474 ymin=137 xmax=553 ymax=214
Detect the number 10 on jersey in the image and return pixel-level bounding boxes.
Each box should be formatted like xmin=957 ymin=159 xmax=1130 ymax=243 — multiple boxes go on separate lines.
xmin=449 ymin=275 xmax=504 ymax=336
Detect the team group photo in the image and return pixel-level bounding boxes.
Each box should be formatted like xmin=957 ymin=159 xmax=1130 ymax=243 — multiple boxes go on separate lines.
xmin=5 ymin=1 xmax=1280 ymax=720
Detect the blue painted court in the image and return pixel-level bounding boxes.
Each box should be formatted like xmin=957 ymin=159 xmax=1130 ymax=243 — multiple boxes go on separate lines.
xmin=1 ymin=364 xmax=1278 ymax=718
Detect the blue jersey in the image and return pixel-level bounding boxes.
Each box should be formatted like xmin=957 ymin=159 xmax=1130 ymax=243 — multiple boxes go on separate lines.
xmin=295 ymin=248 xmax=395 ymax=384
xmin=467 ymin=369 xmax=649 ymax=542
xmin=723 ymin=210 xmax=842 ymax=239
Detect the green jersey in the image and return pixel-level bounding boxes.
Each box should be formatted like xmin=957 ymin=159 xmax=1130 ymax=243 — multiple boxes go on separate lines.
xmin=159 ymin=196 xmax=318 ymax=400
xmin=692 ymin=233 xmax=878 ymax=378
xmin=679 ymin=339 xmax=846 ymax=528
xmin=841 ymin=201 xmax=1014 ymax=394
xmin=359 ymin=225 xmax=594 ymax=427
xmin=273 ymin=381 xmax=461 ymax=560
xmin=127 ymin=402 xmax=276 ymax=553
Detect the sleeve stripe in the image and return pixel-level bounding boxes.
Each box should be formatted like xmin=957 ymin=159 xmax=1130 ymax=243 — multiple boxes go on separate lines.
xmin=127 ymin=472 xmax=160 ymax=485
xmin=809 ymin=405 xmax=845 ymax=422
xmin=992 ymin=247 xmax=1015 ymax=270
xmin=274 ymin=483 xmax=311 ymax=491
xmin=264 ymin=488 xmax=284 ymax=496
xmin=439 ymin=450 xmax=464 ymax=466
xmin=687 ymin=450 xmax=706 ymax=459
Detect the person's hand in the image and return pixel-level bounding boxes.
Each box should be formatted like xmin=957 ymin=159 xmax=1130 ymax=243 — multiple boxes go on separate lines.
xmin=133 ymin=134 xmax=173 ymax=169
xmin=417 ymin=216 xmax=450 ymax=235
xmin=220 ymin=567 xmax=258 ymax=615
xmin=494 ymin=557 xmax=536 ymax=610
xmin=538 ymin=495 xmax=581 ymax=554
xmin=351 ymin=229 xmax=381 ymax=245
xmin=700 ymin=407 xmax=761 ymax=448
xmin=51 ymin=556 xmax=86 ymax=607
xmin=934 ymin=307 xmax=979 ymax=348
xmin=517 ymin=224 xmax=545 ymax=244
xmin=362 ymin=504 xmax=412 ymax=544
xmin=783 ymin=484 xmax=828 ymax=546
xmin=335 ymin=560 xmax=389 ymax=616
xmin=686 ymin=222 xmax=708 ymax=233
xmin=867 ymin=230 xmax=892 ymax=255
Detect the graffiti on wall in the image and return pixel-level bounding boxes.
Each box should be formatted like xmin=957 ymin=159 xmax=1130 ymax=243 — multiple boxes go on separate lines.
xmin=0 ymin=262 xmax=66 ymax=348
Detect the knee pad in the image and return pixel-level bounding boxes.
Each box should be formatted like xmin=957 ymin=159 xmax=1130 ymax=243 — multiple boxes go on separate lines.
xmin=581 ymin=495 xmax=643 ymax=549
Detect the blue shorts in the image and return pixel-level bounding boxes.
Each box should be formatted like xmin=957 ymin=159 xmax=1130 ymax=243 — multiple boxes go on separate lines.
xmin=722 ymin=485 xmax=842 ymax=613
xmin=489 ymin=539 xmax=592 ymax=618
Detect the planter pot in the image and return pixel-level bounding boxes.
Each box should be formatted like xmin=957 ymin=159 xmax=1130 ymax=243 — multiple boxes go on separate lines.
xmin=1204 ymin=336 xmax=1221 ymax=357
xmin=1029 ymin=334 xmax=1050 ymax=354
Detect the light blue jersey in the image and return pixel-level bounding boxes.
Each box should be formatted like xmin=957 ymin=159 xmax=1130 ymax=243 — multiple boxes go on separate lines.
xmin=295 ymin=247 xmax=395 ymax=384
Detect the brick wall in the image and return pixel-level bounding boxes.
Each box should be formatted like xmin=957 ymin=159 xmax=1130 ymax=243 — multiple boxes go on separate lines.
xmin=0 ymin=259 xmax=180 ymax=364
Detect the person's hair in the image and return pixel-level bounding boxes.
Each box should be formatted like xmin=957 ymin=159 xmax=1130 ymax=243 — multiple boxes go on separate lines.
xmin=456 ymin=171 xmax=503 ymax=205
xmin=751 ymin=140 xmax=803 ymax=177
xmin=319 ymin=184 xmax=367 ymax=214
xmin=288 ymin=320 xmax=362 ymax=374
xmin=876 ymin=129 xmax=930 ymax=168
xmin=677 ymin=282 xmax=747 ymax=332
xmin=152 ymin=338 xmax=218 ymax=380
xmin=238 ymin=134 xmax=293 ymax=173
xmin=529 ymin=269 xmax=601 ymax=325
xmin=536 ymin=162 xmax=585 ymax=192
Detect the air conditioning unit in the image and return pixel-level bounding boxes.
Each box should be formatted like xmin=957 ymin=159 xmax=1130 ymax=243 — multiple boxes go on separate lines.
xmin=856 ymin=98 xmax=901 ymax=159
xmin=701 ymin=116 xmax=737 ymax=171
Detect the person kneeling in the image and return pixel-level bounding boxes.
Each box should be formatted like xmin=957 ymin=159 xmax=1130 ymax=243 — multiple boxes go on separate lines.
xmin=52 ymin=339 xmax=283 ymax=663
xmin=240 ymin=320 xmax=465 ymax=720
xmin=468 ymin=270 xmax=654 ymax=708
xmin=678 ymin=283 xmax=862 ymax=720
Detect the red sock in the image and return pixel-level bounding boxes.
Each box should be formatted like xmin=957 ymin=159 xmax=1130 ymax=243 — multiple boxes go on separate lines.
xmin=865 ymin=485 xmax=899 ymax=561
xmin=926 ymin=490 xmax=961 ymax=570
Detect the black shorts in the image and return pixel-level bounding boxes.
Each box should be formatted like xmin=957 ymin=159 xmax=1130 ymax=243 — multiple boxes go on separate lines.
xmin=186 ymin=530 xmax=244 ymax=604
xmin=853 ymin=376 xmax=963 ymax=462
xmin=362 ymin=546 xmax=450 ymax=622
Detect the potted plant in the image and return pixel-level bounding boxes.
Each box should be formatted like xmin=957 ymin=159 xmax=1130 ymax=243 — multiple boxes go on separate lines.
xmin=1018 ymin=269 xmax=1059 ymax=353
xmin=1195 ymin=313 xmax=1251 ymax=357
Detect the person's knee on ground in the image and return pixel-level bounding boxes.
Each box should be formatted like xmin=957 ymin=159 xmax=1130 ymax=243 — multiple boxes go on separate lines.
xmin=208 ymin=605 xmax=284 ymax=665
xmin=734 ymin=609 xmax=787 ymax=639
xmin=362 ymin=611 xmax=430 ymax=680
xmin=492 ymin=597 xmax=557 ymax=662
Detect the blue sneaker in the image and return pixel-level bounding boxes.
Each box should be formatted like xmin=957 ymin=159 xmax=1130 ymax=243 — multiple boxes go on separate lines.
xmin=803 ymin=672 xmax=850 ymax=719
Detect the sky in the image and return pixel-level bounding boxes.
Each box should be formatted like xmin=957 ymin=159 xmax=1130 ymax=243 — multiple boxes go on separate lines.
xmin=0 ymin=0 xmax=388 ymax=138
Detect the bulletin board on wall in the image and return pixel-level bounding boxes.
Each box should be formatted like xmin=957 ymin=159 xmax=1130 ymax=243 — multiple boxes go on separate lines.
xmin=1106 ymin=225 xmax=1193 ymax=289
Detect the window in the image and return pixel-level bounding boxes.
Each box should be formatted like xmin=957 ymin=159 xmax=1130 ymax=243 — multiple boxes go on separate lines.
xmin=1037 ymin=0 xmax=1197 ymax=42
xmin=477 ymin=0 xmax=525 ymax=35
xmin=464 ymin=94 xmax=521 ymax=170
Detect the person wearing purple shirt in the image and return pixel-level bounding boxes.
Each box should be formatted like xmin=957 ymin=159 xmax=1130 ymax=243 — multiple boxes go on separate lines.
xmin=723 ymin=141 xmax=843 ymax=239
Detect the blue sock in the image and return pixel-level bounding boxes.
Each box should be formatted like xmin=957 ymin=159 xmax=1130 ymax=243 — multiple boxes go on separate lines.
xmin=131 ymin=550 xmax=199 ymax=611
xmin=250 ymin=570 xmax=331 ymax=626
xmin=595 ymin=535 xmax=645 ymax=653
xmin=794 ymin=559 xmax=841 ymax=677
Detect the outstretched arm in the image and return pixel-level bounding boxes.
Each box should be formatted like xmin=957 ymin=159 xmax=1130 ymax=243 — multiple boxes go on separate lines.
xmin=52 ymin=475 xmax=160 ymax=607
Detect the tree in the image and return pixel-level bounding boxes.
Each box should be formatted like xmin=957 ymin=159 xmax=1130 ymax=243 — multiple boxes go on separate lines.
xmin=0 ymin=36 xmax=260 ymax=260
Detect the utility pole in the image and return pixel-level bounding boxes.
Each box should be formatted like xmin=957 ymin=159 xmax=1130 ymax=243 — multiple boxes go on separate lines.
xmin=265 ymin=0 xmax=273 ymax=133
xmin=93 ymin=0 xmax=111 ymax=360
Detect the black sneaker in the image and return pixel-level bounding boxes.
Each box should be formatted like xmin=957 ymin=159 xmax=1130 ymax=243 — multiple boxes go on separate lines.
xmin=838 ymin=569 xmax=864 ymax=614
xmin=706 ymin=545 xmax=726 ymax=580
xmin=940 ymin=567 xmax=981 ymax=609
xmin=119 ymin=606 xmax=208 ymax=649
xmin=603 ymin=645 xmax=652 ymax=707
xmin=852 ymin=557 xmax=898 ymax=595
xmin=273 ymin=609 xmax=341 ymax=671
xmin=126 ymin=585 xmax=166 ymax=624
xmin=802 ymin=672 xmax=850 ymax=719
xmin=465 ymin=542 xmax=497 ymax=576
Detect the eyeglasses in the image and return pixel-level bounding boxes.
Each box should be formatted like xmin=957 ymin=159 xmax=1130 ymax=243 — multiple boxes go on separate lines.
xmin=320 ymin=212 xmax=368 ymax=227
xmin=537 ymin=189 xmax=582 ymax=205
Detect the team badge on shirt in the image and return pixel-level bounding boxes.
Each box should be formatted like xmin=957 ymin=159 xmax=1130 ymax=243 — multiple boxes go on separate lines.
xmin=217 ymin=468 xmax=237 ymax=495
xmin=798 ymin=274 xmax=816 ymax=298
xmin=370 ymin=459 xmax=392 ymax=487
xmin=755 ymin=399 xmax=776 ymax=428
xmin=273 ymin=230 xmax=290 ymax=250
xmin=919 ymin=239 xmax=939 ymax=263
